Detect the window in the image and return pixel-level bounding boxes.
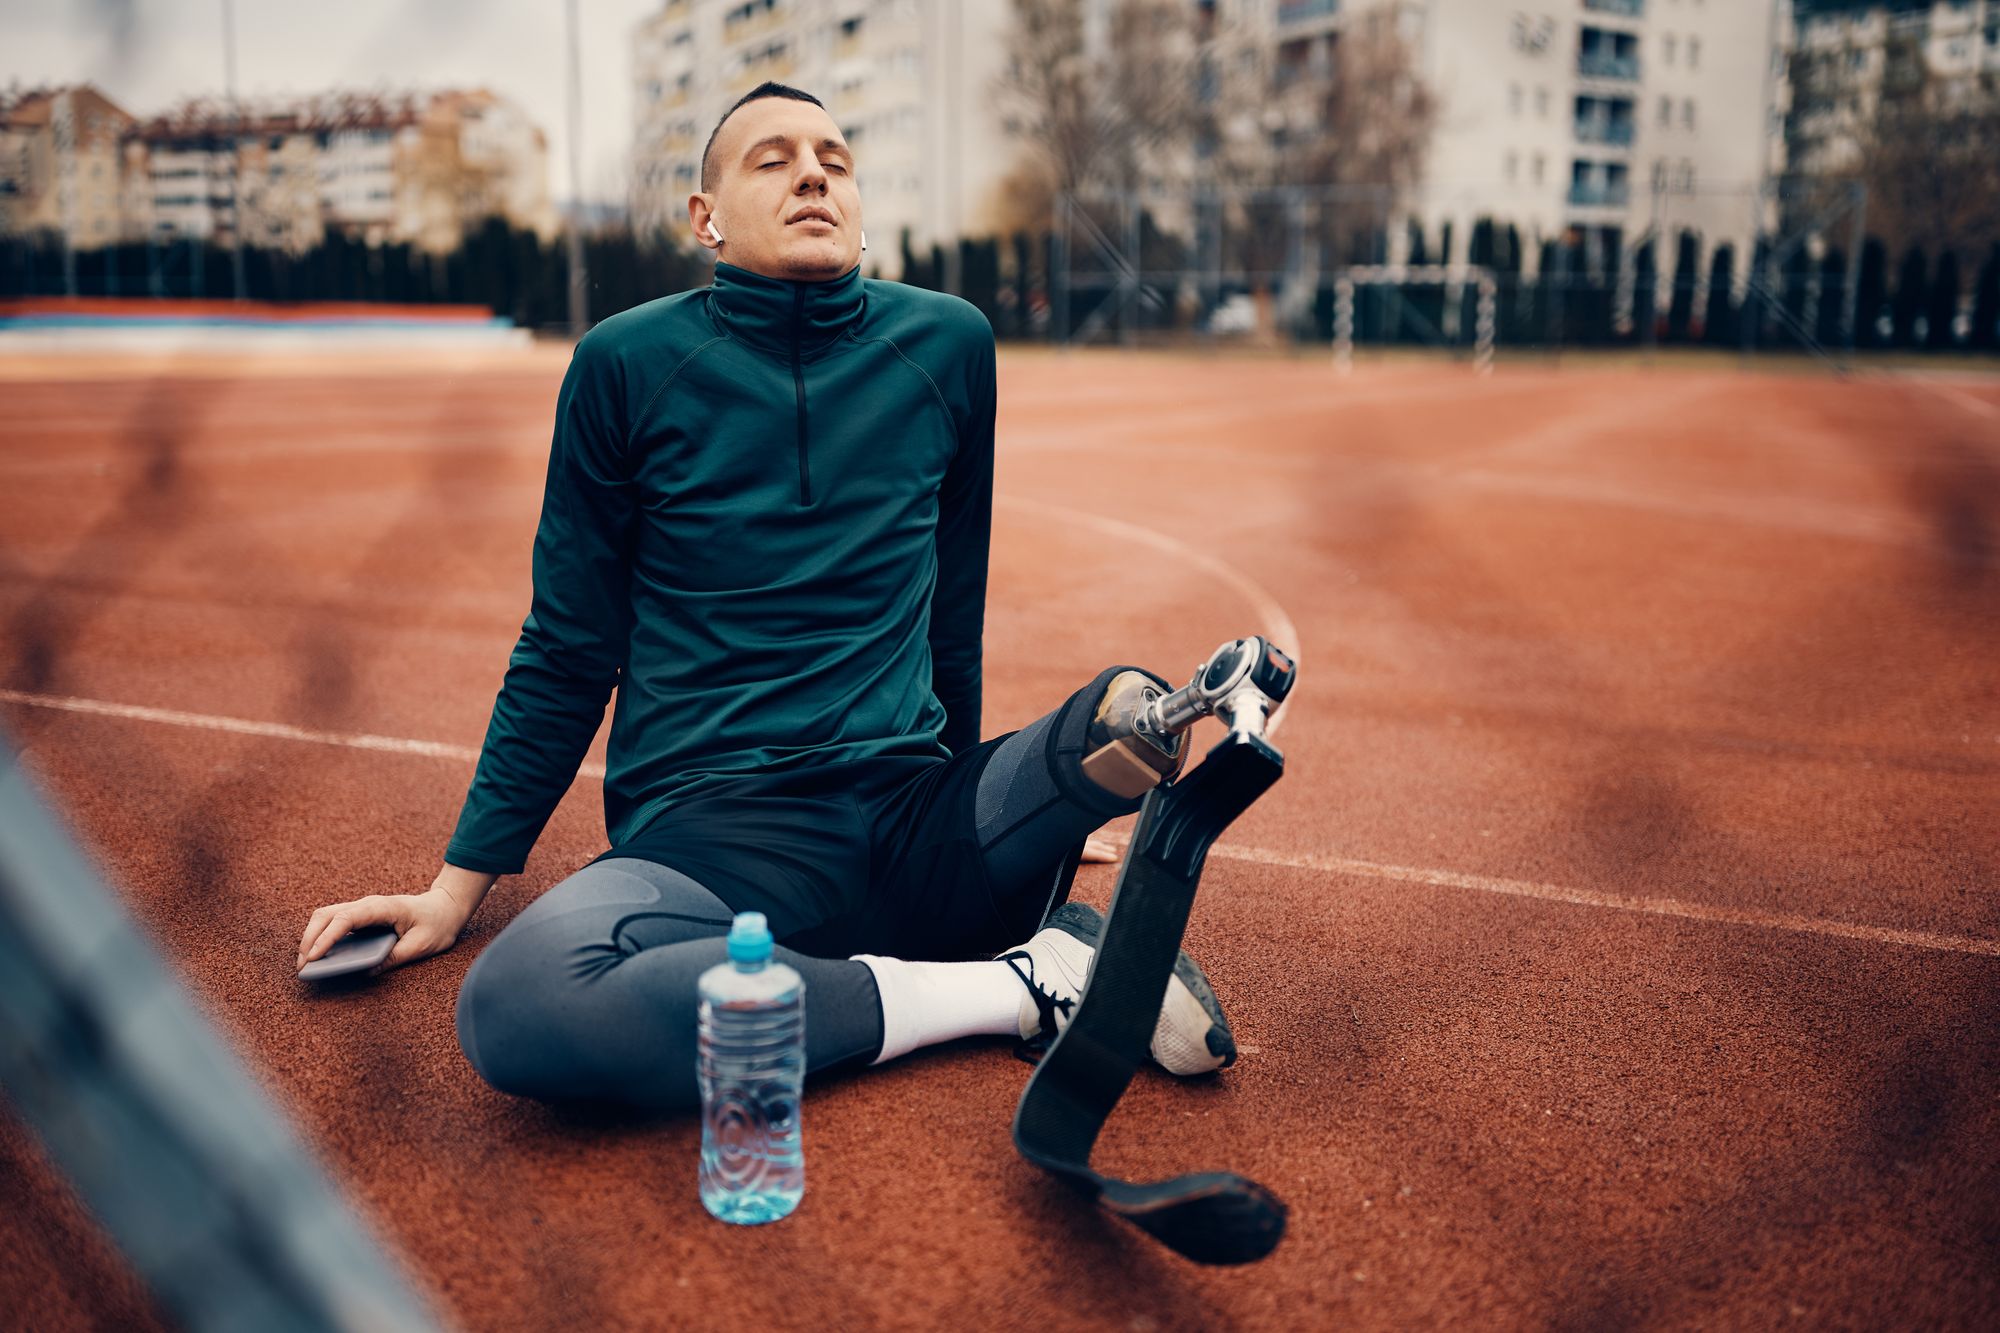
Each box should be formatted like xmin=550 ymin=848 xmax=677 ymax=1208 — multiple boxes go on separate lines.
xmin=1510 ymin=82 xmax=1523 ymax=115
xmin=1505 ymin=149 xmax=1518 ymax=181
xmin=1683 ymin=98 xmax=1695 ymax=129
xmin=1659 ymin=95 xmax=1672 ymax=126
xmin=1651 ymin=158 xmax=1667 ymax=192
xmin=1535 ymin=86 xmax=1550 ymax=116
xmin=1663 ymin=33 xmax=1676 ymax=64
xmin=1532 ymin=151 xmax=1546 ymax=184
xmin=1688 ymin=36 xmax=1701 ymax=67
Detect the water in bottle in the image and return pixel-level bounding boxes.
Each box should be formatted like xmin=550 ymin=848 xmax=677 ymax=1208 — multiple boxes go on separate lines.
xmin=697 ymin=911 xmax=805 ymax=1223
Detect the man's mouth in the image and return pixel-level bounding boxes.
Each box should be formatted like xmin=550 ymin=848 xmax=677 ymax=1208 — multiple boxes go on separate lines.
xmin=788 ymin=208 xmax=837 ymax=227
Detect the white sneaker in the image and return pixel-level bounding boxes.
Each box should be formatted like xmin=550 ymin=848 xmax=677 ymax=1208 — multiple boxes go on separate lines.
xmin=995 ymin=901 xmax=1237 ymax=1076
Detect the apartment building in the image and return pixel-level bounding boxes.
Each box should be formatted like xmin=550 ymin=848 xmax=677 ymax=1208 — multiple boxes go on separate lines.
xmin=1789 ymin=0 xmax=2000 ymax=176
xmin=622 ymin=0 xmax=1795 ymax=285
xmin=1224 ymin=0 xmax=1786 ymax=271
xmin=135 ymin=90 xmax=556 ymax=254
xmin=0 ymin=85 xmax=135 ymax=247
xmin=4 ymin=85 xmax=554 ymax=256
xmin=629 ymin=0 xmax=1017 ymax=279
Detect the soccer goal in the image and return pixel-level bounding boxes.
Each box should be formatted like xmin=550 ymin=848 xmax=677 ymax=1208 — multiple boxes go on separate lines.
xmin=1333 ymin=264 xmax=1498 ymax=376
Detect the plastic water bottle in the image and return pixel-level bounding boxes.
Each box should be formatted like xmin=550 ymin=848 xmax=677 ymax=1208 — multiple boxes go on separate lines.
xmin=696 ymin=912 xmax=805 ymax=1224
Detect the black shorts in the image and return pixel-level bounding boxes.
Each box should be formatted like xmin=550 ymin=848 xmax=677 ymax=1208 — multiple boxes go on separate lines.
xmin=585 ymin=735 xmax=1021 ymax=961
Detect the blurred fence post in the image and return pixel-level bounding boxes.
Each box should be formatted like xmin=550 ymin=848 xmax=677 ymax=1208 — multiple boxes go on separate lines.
xmin=0 ymin=740 xmax=442 ymax=1332
xmin=1052 ymin=194 xmax=1069 ymax=349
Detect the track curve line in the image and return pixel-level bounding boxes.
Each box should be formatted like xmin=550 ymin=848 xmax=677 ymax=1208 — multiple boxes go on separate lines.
xmin=996 ymin=493 xmax=1303 ymax=738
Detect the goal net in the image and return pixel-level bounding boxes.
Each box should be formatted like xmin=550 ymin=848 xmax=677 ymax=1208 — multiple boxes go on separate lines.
xmin=1333 ymin=264 xmax=1497 ymax=375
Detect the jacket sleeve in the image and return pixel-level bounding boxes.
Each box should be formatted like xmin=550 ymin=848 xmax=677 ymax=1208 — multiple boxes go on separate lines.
xmin=443 ymin=339 xmax=637 ymax=875
xmin=927 ymin=323 xmax=995 ymax=757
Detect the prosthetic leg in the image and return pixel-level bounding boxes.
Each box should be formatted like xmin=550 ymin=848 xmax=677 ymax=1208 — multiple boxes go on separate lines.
xmin=1013 ymin=636 xmax=1297 ymax=1265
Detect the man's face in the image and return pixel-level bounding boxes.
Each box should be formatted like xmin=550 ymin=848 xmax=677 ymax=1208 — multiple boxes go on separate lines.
xmin=691 ymin=97 xmax=861 ymax=281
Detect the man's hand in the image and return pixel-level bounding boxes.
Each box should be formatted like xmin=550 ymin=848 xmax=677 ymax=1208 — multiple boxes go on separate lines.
xmin=1080 ymin=833 xmax=1122 ymax=865
xmin=296 ymin=867 xmax=493 ymax=976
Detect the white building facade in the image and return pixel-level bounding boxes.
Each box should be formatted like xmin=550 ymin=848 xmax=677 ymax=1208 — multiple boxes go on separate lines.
xmin=1225 ymin=0 xmax=1787 ymax=272
xmin=629 ymin=0 xmax=1018 ymax=280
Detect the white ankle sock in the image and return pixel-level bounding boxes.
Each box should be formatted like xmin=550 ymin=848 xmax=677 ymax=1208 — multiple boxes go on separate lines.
xmin=852 ymin=954 xmax=1026 ymax=1064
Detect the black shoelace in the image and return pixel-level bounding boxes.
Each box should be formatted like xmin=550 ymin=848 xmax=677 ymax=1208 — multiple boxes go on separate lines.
xmin=997 ymin=949 xmax=1074 ymax=1064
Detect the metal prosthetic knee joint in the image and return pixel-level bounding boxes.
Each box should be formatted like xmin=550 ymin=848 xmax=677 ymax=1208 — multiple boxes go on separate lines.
xmin=1079 ymin=637 xmax=1298 ymax=800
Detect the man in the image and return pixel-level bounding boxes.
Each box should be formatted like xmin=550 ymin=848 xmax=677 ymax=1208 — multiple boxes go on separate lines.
xmin=294 ymin=83 xmax=1243 ymax=1111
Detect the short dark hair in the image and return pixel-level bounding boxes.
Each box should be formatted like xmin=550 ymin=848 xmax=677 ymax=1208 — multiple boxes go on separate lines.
xmin=700 ymin=81 xmax=826 ymax=194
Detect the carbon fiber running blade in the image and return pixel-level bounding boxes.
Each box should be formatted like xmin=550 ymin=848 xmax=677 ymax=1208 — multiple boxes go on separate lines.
xmin=1100 ymin=1174 xmax=1288 ymax=1266
xmin=1011 ymin=730 xmax=1287 ymax=1265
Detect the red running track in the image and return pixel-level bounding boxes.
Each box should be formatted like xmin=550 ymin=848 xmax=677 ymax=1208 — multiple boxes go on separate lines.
xmin=1 ymin=347 xmax=1997 ymax=1329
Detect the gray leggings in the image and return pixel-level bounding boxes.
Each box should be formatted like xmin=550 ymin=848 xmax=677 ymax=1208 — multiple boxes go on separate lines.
xmin=455 ymin=666 xmax=1153 ymax=1114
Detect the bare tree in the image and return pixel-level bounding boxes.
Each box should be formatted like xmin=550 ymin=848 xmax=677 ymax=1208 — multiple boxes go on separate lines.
xmin=400 ymin=127 xmax=504 ymax=255
xmin=1789 ymin=29 xmax=2000 ymax=260
xmin=989 ymin=0 xmax=1208 ymax=233
xmin=1203 ymin=10 xmax=1436 ymax=332
xmin=1853 ymin=60 xmax=2000 ymax=260
xmin=993 ymin=1 xmax=1435 ymax=338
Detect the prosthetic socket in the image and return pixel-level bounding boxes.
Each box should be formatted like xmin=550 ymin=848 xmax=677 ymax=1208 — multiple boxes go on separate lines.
xmin=1081 ymin=637 xmax=1298 ymax=800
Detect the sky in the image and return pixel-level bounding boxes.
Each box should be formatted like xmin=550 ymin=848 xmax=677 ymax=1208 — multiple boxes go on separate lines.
xmin=0 ymin=0 xmax=662 ymax=205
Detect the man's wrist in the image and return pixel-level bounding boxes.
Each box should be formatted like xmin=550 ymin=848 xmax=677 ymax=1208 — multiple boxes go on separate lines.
xmin=431 ymin=864 xmax=498 ymax=923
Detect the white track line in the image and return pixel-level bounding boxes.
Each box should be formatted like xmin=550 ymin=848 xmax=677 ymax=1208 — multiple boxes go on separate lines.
xmin=996 ymin=494 xmax=1302 ymax=738
xmin=5 ymin=686 xmax=1992 ymax=959
xmin=1092 ymin=831 xmax=2000 ymax=959
xmin=0 ymin=689 xmax=607 ymax=779
xmin=1912 ymin=375 xmax=2000 ymax=421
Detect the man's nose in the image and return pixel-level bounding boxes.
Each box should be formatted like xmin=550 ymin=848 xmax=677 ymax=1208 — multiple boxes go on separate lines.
xmin=795 ymin=155 xmax=828 ymax=191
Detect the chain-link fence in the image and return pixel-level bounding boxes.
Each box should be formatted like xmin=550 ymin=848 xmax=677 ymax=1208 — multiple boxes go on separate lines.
xmin=1028 ymin=182 xmax=2000 ymax=366
xmin=9 ymin=181 xmax=2000 ymax=364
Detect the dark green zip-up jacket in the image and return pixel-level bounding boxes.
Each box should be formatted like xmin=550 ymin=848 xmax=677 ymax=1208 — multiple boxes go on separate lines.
xmin=443 ymin=259 xmax=995 ymax=876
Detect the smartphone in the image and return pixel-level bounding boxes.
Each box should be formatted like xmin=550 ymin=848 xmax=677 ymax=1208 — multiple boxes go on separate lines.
xmin=297 ymin=924 xmax=398 ymax=982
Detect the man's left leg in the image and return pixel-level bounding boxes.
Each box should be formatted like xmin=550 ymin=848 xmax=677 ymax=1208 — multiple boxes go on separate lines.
xmin=851 ymin=662 xmax=1233 ymax=1075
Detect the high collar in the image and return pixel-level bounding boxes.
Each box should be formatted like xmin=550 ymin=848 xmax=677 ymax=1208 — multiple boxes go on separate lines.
xmin=708 ymin=258 xmax=865 ymax=356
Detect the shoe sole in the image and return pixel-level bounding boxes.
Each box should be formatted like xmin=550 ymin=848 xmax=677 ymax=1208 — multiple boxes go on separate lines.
xmin=1045 ymin=901 xmax=1237 ymax=1074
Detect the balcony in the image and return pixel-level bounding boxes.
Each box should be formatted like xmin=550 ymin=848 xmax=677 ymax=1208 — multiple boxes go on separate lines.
xmin=1278 ymin=0 xmax=1339 ymax=24
xmin=1578 ymin=52 xmax=1641 ymax=80
xmin=1574 ymin=117 xmax=1635 ymax=145
xmin=1583 ymin=0 xmax=1644 ymax=17
xmin=1568 ymin=180 xmax=1631 ymax=208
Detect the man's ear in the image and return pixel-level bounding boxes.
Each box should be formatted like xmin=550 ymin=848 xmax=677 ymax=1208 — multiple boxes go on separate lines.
xmin=689 ymin=195 xmax=719 ymax=249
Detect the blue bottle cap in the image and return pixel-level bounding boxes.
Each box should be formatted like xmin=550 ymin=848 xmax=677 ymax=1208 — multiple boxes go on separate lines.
xmin=726 ymin=911 xmax=773 ymax=964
